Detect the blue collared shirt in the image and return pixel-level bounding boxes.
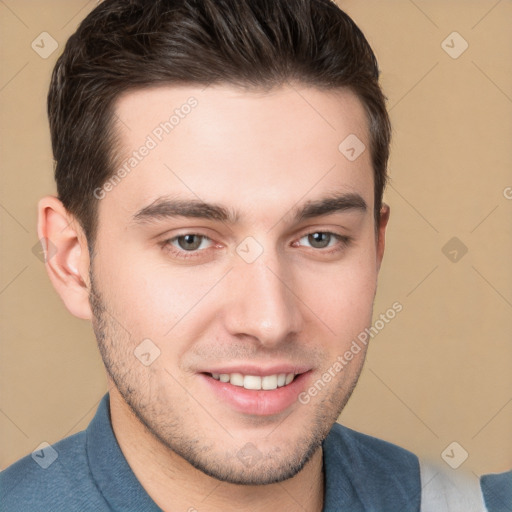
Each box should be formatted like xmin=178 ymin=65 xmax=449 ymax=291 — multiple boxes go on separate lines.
xmin=1 ymin=393 xmax=508 ymax=511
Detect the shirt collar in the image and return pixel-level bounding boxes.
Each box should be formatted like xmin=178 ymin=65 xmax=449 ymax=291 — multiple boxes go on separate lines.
xmin=86 ymin=393 xmax=162 ymax=511
xmin=87 ymin=393 xmax=359 ymax=511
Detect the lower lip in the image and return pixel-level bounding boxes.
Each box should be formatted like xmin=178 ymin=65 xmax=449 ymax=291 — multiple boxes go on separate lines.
xmin=200 ymin=372 xmax=311 ymax=416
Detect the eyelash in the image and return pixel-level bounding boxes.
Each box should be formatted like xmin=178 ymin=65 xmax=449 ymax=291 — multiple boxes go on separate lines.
xmin=293 ymin=232 xmax=351 ymax=252
xmin=161 ymin=234 xmax=216 ymax=260
xmin=161 ymin=231 xmax=352 ymax=260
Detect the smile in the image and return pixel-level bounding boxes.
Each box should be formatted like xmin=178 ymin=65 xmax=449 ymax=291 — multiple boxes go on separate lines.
xmin=200 ymin=367 xmax=312 ymax=415
xmin=209 ymin=372 xmax=298 ymax=390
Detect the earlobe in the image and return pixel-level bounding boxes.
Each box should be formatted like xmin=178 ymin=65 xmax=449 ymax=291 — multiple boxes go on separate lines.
xmin=37 ymin=196 xmax=92 ymax=320
xmin=376 ymin=203 xmax=390 ymax=272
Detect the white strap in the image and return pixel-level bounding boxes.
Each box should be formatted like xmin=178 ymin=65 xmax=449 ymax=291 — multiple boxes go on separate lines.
xmin=420 ymin=459 xmax=487 ymax=512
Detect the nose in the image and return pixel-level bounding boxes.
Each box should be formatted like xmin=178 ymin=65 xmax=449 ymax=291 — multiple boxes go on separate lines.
xmin=222 ymin=256 xmax=303 ymax=347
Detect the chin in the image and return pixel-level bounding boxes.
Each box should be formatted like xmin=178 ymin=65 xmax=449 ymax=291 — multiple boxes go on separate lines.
xmin=183 ymin=441 xmax=322 ymax=486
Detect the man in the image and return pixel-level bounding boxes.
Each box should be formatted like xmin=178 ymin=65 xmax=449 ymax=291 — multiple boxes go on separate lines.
xmin=0 ymin=0 xmax=508 ymax=510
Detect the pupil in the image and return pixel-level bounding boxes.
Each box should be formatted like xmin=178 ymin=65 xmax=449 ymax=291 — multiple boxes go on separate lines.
xmin=179 ymin=235 xmax=201 ymax=250
xmin=308 ymin=232 xmax=330 ymax=248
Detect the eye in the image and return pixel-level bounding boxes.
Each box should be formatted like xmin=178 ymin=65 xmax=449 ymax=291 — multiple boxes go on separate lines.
xmin=298 ymin=232 xmax=339 ymax=249
xmin=169 ymin=234 xmax=212 ymax=252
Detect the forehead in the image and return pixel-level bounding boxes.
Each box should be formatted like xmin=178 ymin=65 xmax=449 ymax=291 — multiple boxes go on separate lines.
xmin=102 ymin=84 xmax=373 ymax=226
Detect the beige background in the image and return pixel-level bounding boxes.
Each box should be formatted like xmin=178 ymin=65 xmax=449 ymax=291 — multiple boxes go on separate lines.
xmin=1 ymin=0 xmax=511 ymax=480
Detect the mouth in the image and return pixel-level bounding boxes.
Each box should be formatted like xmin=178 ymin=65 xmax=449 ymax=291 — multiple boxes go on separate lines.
xmin=207 ymin=372 xmax=299 ymax=390
xmin=199 ymin=368 xmax=311 ymax=416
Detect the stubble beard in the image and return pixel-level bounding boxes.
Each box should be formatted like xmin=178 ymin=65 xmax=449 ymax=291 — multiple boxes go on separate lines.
xmin=88 ymin=268 xmax=364 ymax=485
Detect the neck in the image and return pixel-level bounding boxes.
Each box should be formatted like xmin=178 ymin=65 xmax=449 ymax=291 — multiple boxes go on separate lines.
xmin=109 ymin=387 xmax=325 ymax=512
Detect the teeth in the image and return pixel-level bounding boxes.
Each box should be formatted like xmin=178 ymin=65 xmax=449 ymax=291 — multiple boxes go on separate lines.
xmin=211 ymin=372 xmax=297 ymax=389
xmin=230 ymin=373 xmax=244 ymax=387
xmin=261 ymin=375 xmax=277 ymax=390
xmin=244 ymin=375 xmax=261 ymax=390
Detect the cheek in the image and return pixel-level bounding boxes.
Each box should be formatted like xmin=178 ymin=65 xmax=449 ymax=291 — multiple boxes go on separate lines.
xmin=297 ymin=251 xmax=378 ymax=340
xmin=97 ymin=253 xmax=225 ymax=348
xmin=91 ymin=249 xmax=171 ymax=334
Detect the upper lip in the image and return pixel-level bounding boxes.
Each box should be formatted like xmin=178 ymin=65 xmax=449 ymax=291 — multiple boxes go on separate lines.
xmin=200 ymin=364 xmax=311 ymax=377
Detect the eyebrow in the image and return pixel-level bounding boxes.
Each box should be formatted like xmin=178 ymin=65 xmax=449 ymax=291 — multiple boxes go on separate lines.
xmin=131 ymin=192 xmax=367 ymax=225
xmin=294 ymin=193 xmax=367 ymax=221
xmin=132 ymin=197 xmax=235 ymax=223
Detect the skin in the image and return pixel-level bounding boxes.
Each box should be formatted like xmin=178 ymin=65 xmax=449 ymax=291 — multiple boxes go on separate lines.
xmin=39 ymin=84 xmax=389 ymax=511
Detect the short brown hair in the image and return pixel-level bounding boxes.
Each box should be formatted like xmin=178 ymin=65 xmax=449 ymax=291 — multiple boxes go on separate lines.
xmin=48 ymin=0 xmax=390 ymax=248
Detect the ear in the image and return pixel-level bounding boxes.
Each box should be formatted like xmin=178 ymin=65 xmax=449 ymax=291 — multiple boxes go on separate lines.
xmin=376 ymin=203 xmax=390 ymax=272
xmin=37 ymin=196 xmax=92 ymax=320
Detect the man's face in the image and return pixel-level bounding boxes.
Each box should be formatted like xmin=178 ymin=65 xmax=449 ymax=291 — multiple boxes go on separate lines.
xmin=89 ymin=84 xmax=386 ymax=484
